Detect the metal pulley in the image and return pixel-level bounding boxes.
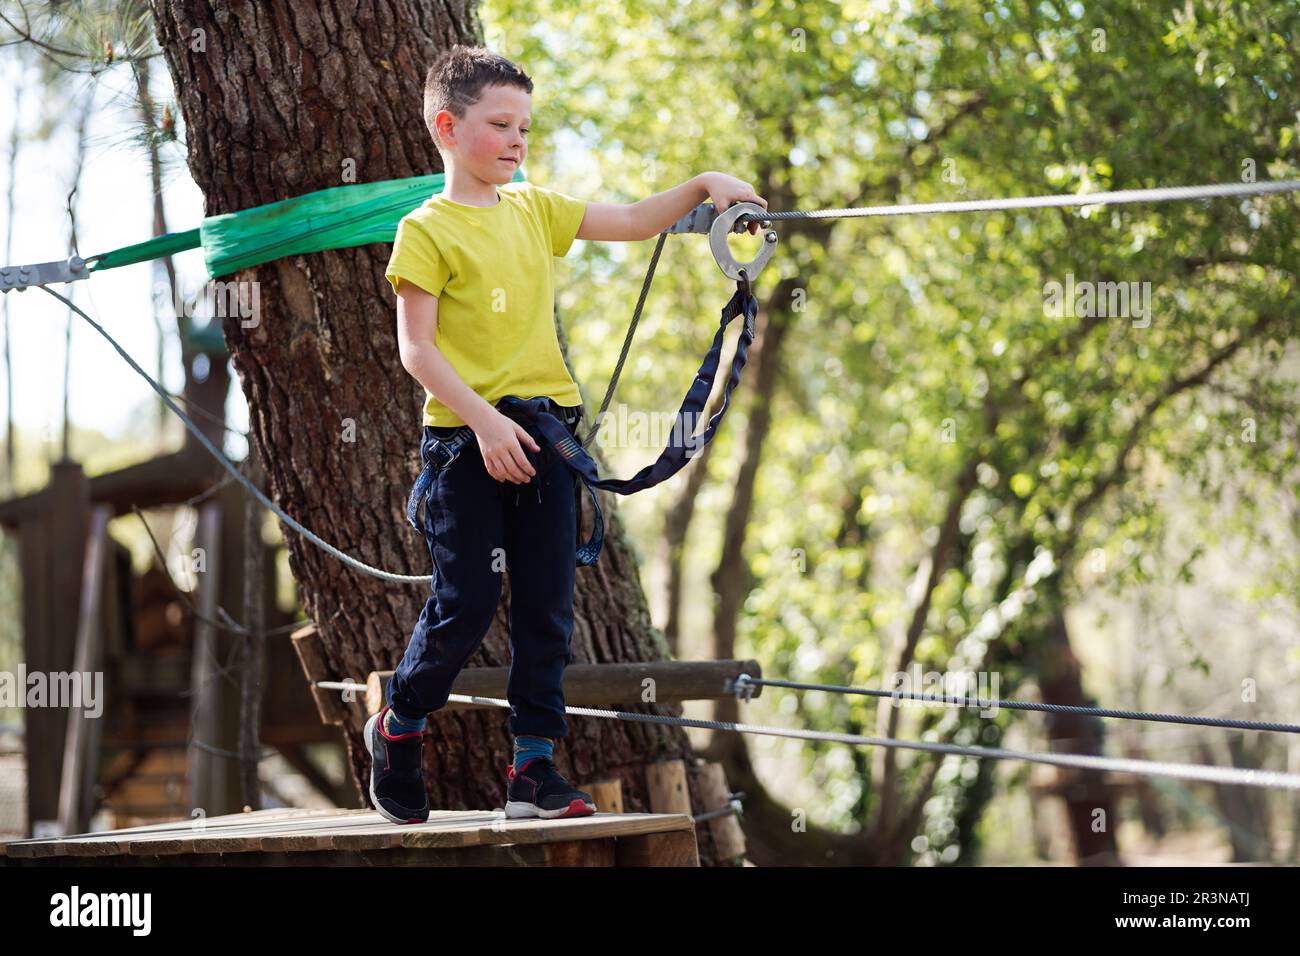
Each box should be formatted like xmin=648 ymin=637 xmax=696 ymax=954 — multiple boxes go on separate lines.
xmin=666 ymin=201 xmax=778 ymax=283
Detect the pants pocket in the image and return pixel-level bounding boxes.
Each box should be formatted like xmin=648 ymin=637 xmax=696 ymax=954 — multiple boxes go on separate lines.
xmin=422 ymin=473 xmax=445 ymax=588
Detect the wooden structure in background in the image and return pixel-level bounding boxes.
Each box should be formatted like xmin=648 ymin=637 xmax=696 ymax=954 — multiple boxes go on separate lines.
xmin=0 ymin=353 xmax=345 ymax=837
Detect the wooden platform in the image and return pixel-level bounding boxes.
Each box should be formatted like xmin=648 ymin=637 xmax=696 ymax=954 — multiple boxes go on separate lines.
xmin=0 ymin=806 xmax=699 ymax=867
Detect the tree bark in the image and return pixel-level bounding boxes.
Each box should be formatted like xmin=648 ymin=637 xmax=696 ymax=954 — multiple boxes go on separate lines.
xmin=148 ymin=0 xmax=725 ymax=859
xmin=1032 ymin=603 xmax=1120 ymax=865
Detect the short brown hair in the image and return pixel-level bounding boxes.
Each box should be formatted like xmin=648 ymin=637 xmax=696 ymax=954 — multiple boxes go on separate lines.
xmin=423 ymin=45 xmax=533 ymax=151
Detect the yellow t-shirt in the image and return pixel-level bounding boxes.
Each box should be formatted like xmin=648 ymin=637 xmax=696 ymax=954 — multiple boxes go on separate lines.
xmin=384 ymin=181 xmax=588 ymax=427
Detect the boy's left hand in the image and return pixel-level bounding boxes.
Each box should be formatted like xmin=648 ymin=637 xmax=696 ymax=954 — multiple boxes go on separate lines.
xmin=700 ymin=172 xmax=768 ymax=234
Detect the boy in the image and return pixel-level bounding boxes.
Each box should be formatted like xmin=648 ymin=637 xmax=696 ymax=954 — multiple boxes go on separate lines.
xmin=366 ymin=44 xmax=766 ymax=824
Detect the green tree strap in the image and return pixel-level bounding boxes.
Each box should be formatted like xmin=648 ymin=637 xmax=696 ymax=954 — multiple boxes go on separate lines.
xmin=88 ymin=228 xmax=201 ymax=271
xmin=87 ymin=168 xmax=525 ymax=279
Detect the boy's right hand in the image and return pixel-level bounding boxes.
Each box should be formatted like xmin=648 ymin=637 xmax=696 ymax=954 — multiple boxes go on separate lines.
xmin=473 ymin=409 xmax=541 ymax=484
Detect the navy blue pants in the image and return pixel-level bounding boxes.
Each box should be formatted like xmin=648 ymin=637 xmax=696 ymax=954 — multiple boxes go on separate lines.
xmin=388 ymin=400 xmax=583 ymax=739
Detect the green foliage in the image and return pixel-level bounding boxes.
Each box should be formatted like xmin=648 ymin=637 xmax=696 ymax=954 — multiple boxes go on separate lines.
xmin=492 ymin=0 xmax=1300 ymax=859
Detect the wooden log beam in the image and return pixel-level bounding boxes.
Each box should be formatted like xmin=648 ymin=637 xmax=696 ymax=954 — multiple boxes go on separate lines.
xmin=359 ymin=660 xmax=764 ymax=717
xmin=695 ymin=760 xmax=746 ymax=862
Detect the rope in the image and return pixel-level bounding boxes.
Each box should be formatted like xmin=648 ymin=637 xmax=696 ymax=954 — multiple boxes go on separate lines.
xmin=736 ymin=178 xmax=1300 ymax=224
xmin=318 ymin=678 xmax=1296 ymax=787
xmin=41 ymin=286 xmax=433 ymax=585
xmin=189 ymin=737 xmax=277 ymax=762
xmin=579 ymin=230 xmax=668 ymax=449
xmin=743 ymin=677 xmax=1300 ymax=735
xmin=445 ymin=693 xmax=1300 ymax=791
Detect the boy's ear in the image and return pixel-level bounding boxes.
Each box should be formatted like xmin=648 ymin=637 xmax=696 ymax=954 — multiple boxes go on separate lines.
xmin=433 ymin=109 xmax=456 ymax=148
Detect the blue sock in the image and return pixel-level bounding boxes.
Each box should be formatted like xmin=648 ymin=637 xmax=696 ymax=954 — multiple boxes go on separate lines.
xmin=513 ymin=735 xmax=553 ymax=772
xmin=384 ymin=706 xmax=426 ymax=736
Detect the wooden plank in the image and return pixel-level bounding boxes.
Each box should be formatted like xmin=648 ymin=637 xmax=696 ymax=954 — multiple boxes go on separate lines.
xmin=543 ymin=838 xmax=615 ymax=866
xmin=645 ymin=759 xmax=692 ymax=815
xmin=588 ymin=778 xmax=625 ymax=814
xmin=10 ymin=807 xmax=349 ymax=858
xmin=695 ymin=760 xmax=746 ymax=861
xmin=3 ymin=807 xmax=697 ymax=863
xmin=291 ymin=625 xmax=350 ymax=726
xmin=4 ymin=843 xmax=594 ymax=867
xmin=87 ymin=447 xmax=221 ymax=518
xmin=615 ymin=829 xmax=700 ymax=866
xmin=365 ymin=671 xmax=386 ymax=719
xmin=289 ymin=625 xmax=327 ymax=678
xmin=326 ymin=810 xmax=488 ymax=851
xmin=435 ymin=811 xmax=694 ymax=848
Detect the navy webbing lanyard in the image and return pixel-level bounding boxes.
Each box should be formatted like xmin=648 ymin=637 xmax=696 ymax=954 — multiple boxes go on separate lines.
xmin=407 ymin=278 xmax=758 ymax=566
xmin=504 ymin=279 xmax=758 ymax=565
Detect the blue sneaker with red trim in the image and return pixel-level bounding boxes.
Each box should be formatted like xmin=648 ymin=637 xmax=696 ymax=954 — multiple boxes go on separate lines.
xmin=364 ymin=705 xmax=430 ymax=825
xmin=504 ymin=756 xmax=597 ymax=819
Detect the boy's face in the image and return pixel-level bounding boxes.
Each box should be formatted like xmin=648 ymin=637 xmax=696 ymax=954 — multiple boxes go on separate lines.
xmin=437 ymin=83 xmax=530 ymax=184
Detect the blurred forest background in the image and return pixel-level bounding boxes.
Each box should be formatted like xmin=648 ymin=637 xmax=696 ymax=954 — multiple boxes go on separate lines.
xmin=1 ymin=0 xmax=1297 ymax=863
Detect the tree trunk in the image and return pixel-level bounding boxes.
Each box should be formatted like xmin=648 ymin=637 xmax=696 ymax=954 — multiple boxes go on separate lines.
xmin=148 ymin=0 xmax=725 ymax=859
xmin=1033 ymin=603 xmax=1121 ymax=865
xmin=1197 ymin=736 xmax=1274 ymax=862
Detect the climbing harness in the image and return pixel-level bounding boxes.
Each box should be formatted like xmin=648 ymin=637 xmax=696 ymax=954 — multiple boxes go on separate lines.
xmin=404 ymin=401 xmax=583 ymax=531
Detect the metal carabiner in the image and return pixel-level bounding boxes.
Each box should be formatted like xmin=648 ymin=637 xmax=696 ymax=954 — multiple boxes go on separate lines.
xmin=709 ymin=201 xmax=777 ymax=283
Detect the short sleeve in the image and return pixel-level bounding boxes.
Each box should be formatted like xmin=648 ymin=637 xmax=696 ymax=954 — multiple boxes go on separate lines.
xmin=385 ymin=216 xmax=451 ymax=298
xmin=528 ymin=184 xmax=588 ymax=257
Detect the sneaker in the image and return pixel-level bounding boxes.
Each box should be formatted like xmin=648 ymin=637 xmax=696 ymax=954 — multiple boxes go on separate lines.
xmin=504 ymin=756 xmax=598 ymax=819
xmin=363 ymin=705 xmax=430 ymax=825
